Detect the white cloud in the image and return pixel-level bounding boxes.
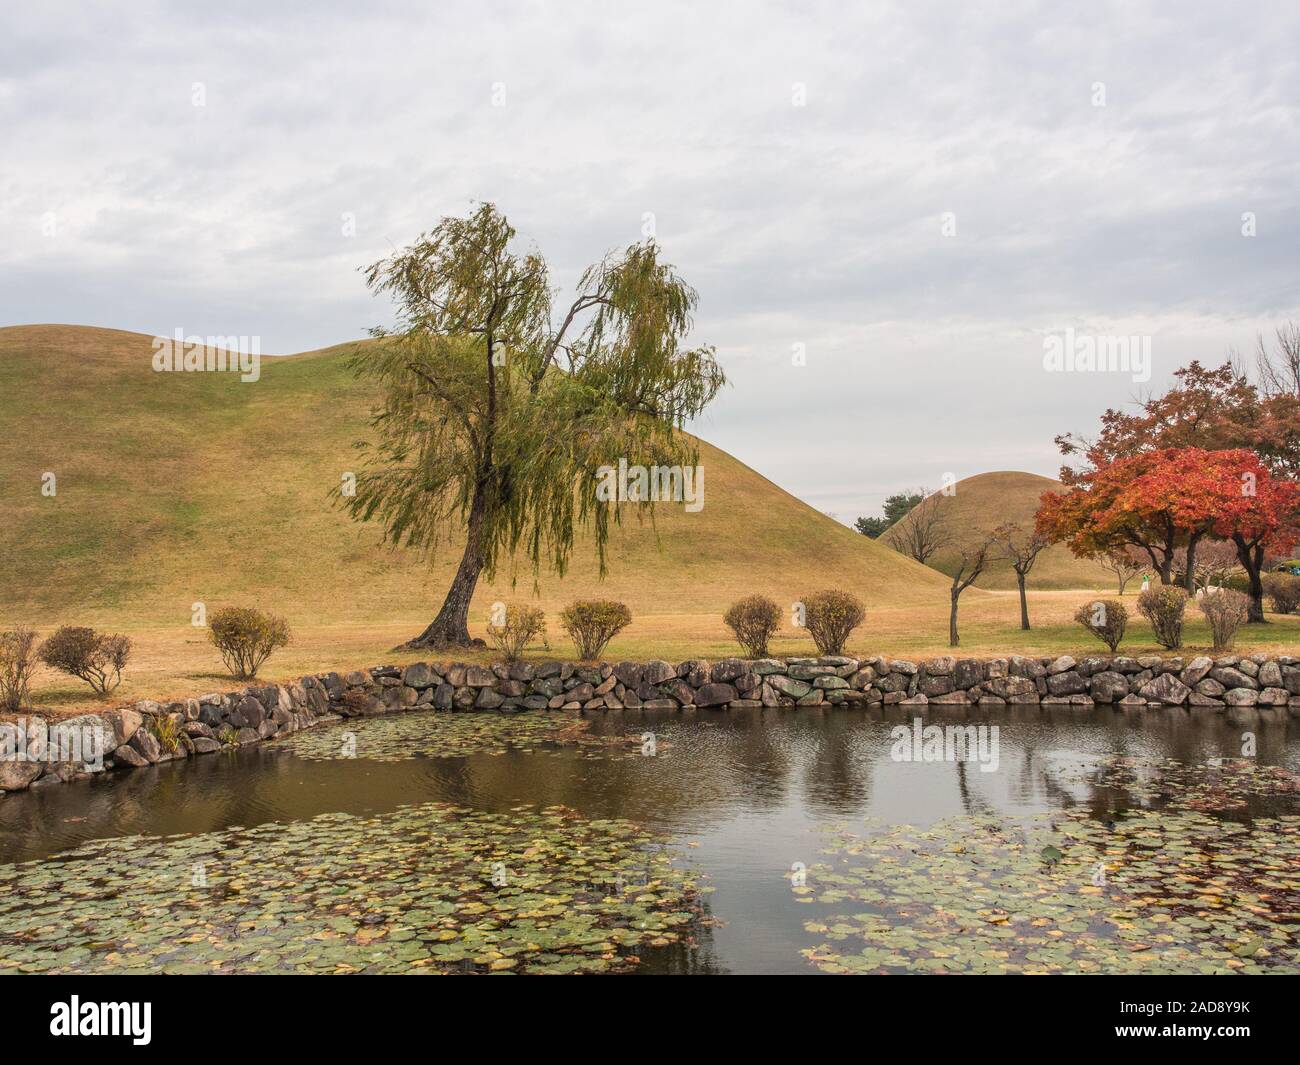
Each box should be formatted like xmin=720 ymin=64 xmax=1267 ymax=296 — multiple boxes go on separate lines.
xmin=2 ymin=0 xmax=1298 ymax=518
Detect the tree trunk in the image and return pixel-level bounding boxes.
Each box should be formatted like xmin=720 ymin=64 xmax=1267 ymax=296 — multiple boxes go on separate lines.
xmin=1234 ymin=535 xmax=1267 ymax=624
xmin=1016 ymin=571 xmax=1030 ymax=630
xmin=1157 ymin=555 xmax=1174 ymax=584
xmin=949 ymin=590 xmax=960 ymax=647
xmin=1182 ymin=535 xmax=1200 ymax=595
xmin=402 ymin=485 xmax=488 ymax=649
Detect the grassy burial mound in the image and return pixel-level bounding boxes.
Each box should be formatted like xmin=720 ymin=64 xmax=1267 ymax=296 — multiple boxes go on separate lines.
xmin=883 ymin=472 xmax=1113 ymax=591
xmin=0 ymin=325 xmax=952 ymax=631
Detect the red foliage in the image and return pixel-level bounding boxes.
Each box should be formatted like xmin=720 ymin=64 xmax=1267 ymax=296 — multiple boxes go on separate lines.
xmin=1054 ymin=361 xmax=1300 ymax=481
xmin=1036 ymin=448 xmax=1300 ymax=582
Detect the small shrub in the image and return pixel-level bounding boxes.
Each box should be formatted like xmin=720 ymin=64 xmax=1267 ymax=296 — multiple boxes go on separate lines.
xmin=723 ymin=595 xmax=782 ymax=658
xmin=1199 ymin=589 xmax=1250 ymax=651
xmin=1074 ymin=599 xmax=1128 ymax=652
xmin=1262 ymin=573 xmax=1300 ymax=615
xmin=1137 ymin=586 xmax=1188 ymax=650
xmin=802 ymin=589 xmax=866 ymax=656
xmin=560 ymin=599 xmax=632 ymax=661
xmin=38 ymin=626 xmax=131 ymax=696
xmin=0 ymin=626 xmax=38 ymax=711
xmin=486 ymin=603 xmax=546 ymax=661
xmin=209 ymin=606 xmax=290 ymax=680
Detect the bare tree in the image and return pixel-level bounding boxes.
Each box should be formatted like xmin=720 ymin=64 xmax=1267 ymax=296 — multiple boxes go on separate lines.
xmin=1254 ymin=321 xmax=1300 ymax=397
xmin=885 ymin=492 xmax=951 ymax=565
xmin=1173 ymin=540 xmax=1241 ymax=593
xmin=1100 ymin=547 xmax=1145 ymax=595
xmin=949 ymin=535 xmax=996 ymax=647
xmin=993 ymin=522 xmax=1049 ymax=630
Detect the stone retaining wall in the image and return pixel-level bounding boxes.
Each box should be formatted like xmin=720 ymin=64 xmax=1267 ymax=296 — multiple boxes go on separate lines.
xmin=4 ymin=651 xmax=1299 ymax=793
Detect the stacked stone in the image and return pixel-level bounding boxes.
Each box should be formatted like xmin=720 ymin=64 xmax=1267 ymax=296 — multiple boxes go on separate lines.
xmin=6 ymin=653 xmax=1300 ymax=793
xmin=322 ymin=653 xmax=1300 ymax=714
xmin=0 ymin=675 xmax=332 ymax=791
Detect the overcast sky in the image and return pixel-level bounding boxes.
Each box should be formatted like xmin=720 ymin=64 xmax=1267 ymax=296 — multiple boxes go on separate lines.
xmin=3 ymin=1 xmax=1298 ymax=520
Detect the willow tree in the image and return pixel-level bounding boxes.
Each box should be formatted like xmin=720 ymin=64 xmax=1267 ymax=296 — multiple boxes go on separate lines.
xmin=340 ymin=203 xmax=725 ymax=649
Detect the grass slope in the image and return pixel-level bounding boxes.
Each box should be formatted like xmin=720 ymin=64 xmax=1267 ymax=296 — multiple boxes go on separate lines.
xmin=883 ymin=471 xmax=1114 ymax=591
xmin=0 ymin=323 xmax=949 ymax=624
xmin=5 ymin=327 xmax=1298 ymax=711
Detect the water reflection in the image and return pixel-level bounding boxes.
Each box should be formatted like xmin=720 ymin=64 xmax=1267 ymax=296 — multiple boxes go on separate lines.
xmin=1 ymin=705 xmax=1296 ymax=975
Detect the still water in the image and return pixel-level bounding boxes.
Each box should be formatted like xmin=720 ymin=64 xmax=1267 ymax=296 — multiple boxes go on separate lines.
xmin=2 ymin=704 xmax=1298 ymax=975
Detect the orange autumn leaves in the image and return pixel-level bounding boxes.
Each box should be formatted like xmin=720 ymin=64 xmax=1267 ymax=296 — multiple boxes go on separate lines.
xmin=1035 ymin=448 xmax=1300 ymax=573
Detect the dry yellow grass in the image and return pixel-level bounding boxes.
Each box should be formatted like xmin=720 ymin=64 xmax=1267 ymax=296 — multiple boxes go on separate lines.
xmin=4 ymin=325 xmax=1293 ymax=717
xmin=0 ymin=323 xmax=951 ymax=710
xmin=23 ymin=591 xmax=1300 ymax=716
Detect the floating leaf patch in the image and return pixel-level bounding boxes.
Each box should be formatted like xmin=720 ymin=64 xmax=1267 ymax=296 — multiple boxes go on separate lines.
xmin=800 ymin=759 xmax=1300 ymax=975
xmin=0 ymin=802 xmax=703 ymax=974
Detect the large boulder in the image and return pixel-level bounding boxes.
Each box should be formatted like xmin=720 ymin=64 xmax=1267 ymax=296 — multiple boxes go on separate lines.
xmin=1046 ymin=671 xmax=1088 ymax=696
xmin=1138 ymin=673 xmax=1191 ymax=706
xmin=233 ymin=696 xmax=265 ymax=729
xmin=128 ymin=727 xmax=162 ymax=764
xmin=0 ymin=759 xmax=42 ymax=790
xmin=465 ymin=666 xmax=496 ymax=687
xmin=474 ymin=688 xmax=505 ymax=710
xmin=918 ymin=674 xmax=955 ymax=697
xmin=1209 ymin=667 xmax=1257 ymax=690
xmin=111 ymin=744 xmax=149 ymax=768
xmin=1179 ymin=656 xmax=1214 ymax=688
xmin=613 ymin=662 xmax=644 ymax=688
xmin=710 ymin=659 xmax=747 ymax=683
xmin=954 ymin=659 xmax=983 ymax=689
xmin=985 ymin=676 xmax=1036 ymax=700
xmin=101 ymin=708 xmax=143 ymax=747
xmin=1089 ymin=671 xmax=1129 ymax=703
xmin=768 ymin=675 xmax=812 ymax=699
xmin=874 ymin=672 xmax=911 ymax=694
xmin=694 ymin=683 xmax=739 ymax=707
xmin=641 ymin=660 xmax=676 ymax=686
xmin=924 ymin=656 xmax=956 ymax=676
xmin=401 ymin=662 xmax=437 ymax=689
xmin=663 ymin=678 xmax=696 ymax=705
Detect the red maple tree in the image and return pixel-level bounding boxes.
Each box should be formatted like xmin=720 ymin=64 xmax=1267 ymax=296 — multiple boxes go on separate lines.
xmin=1036 ymin=447 xmax=1300 ymax=620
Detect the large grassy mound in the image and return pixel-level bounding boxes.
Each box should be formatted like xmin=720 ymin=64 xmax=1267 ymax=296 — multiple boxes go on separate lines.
xmin=883 ymin=471 xmax=1113 ymax=591
xmin=0 ymin=325 xmax=952 ymax=631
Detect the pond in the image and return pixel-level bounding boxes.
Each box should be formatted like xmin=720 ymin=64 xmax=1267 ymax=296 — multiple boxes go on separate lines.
xmin=1 ymin=704 xmax=1298 ymax=975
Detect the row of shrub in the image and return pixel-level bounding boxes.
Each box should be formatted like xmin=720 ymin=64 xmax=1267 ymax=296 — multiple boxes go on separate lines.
xmin=1075 ymin=586 xmax=1260 ymax=654
xmin=9 ymin=575 xmax=1291 ymax=711
xmin=0 ymin=608 xmax=291 ymax=711
xmin=488 ymin=591 xmax=869 ymax=663
xmin=486 ymin=599 xmax=634 ymax=661
xmin=723 ymin=591 xmax=865 ymax=657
